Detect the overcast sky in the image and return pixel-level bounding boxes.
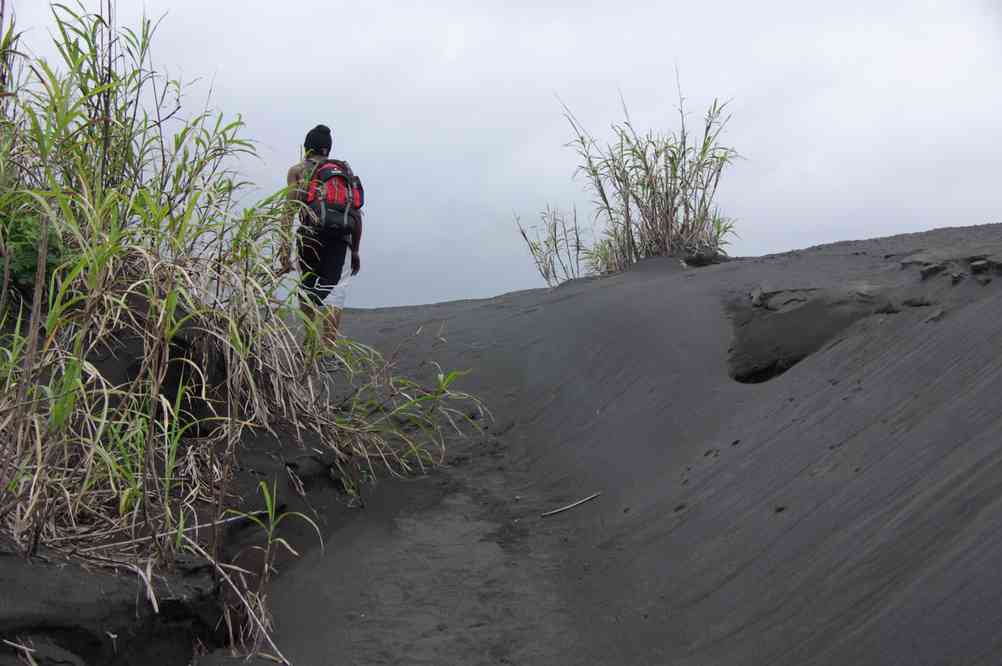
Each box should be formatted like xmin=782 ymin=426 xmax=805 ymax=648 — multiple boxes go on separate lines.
xmin=11 ymin=1 xmax=1002 ymax=307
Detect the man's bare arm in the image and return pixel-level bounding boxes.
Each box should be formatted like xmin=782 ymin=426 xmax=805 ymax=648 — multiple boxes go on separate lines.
xmin=277 ymin=164 xmax=303 ymax=272
xmin=350 ymin=215 xmax=363 ymax=275
xmin=283 ymin=164 xmax=303 ymax=233
xmin=351 ymin=216 xmax=362 ymax=254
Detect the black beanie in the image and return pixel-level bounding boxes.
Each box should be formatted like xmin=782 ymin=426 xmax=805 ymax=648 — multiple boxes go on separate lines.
xmin=304 ymin=124 xmax=332 ymax=155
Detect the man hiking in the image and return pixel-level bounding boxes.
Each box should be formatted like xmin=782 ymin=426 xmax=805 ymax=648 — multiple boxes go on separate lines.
xmin=279 ymin=124 xmax=363 ymax=345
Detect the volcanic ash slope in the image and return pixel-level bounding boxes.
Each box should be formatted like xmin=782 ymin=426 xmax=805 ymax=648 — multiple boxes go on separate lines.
xmin=270 ymin=223 xmax=1002 ymax=666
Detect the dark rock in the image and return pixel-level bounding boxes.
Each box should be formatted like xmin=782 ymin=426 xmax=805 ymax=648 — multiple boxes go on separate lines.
xmin=875 ymin=302 xmax=901 ymax=314
xmin=683 ymin=251 xmax=727 ymax=267
xmin=970 ymin=259 xmax=989 ymax=274
xmin=283 ymin=455 xmax=338 ymax=492
xmin=920 ymin=263 xmax=946 ymax=280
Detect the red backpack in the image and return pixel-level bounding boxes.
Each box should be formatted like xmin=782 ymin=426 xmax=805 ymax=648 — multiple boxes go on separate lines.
xmin=304 ymin=159 xmax=364 ymax=233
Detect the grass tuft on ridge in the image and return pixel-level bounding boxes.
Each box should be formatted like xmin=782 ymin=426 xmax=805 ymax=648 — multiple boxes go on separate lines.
xmin=518 ymin=85 xmax=740 ymax=284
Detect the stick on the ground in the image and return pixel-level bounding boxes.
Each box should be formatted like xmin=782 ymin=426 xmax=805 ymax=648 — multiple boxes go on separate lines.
xmin=540 ymin=492 xmax=602 ymax=518
xmin=2 ymin=640 xmax=35 ymax=658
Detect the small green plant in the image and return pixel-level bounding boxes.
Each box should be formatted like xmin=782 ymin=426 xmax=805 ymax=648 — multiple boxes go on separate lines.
xmin=228 ymin=480 xmax=325 ymax=577
xmin=223 ymin=480 xmax=323 ymax=660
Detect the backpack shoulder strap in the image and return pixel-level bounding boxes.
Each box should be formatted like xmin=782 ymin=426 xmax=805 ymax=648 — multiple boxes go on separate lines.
xmin=308 ymin=155 xmax=327 ymax=172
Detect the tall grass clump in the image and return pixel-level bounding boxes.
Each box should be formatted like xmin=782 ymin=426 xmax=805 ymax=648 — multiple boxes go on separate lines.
xmin=519 ymin=89 xmax=739 ymax=283
xmin=0 ymin=2 xmax=482 ymax=658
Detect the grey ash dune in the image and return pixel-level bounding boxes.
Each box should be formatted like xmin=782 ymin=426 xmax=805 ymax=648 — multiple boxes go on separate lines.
xmin=7 ymin=224 xmax=1002 ymax=665
xmin=256 ymin=223 xmax=1002 ymax=665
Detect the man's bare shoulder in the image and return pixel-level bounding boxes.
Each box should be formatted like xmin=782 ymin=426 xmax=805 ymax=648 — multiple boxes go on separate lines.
xmin=287 ymin=161 xmax=307 ymax=184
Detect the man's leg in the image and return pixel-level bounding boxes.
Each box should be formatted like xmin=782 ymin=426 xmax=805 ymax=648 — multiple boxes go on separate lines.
xmin=301 ymin=281 xmax=341 ymax=347
xmin=299 ymin=287 xmax=339 ymax=347
xmin=299 ymin=232 xmax=348 ymax=348
xmin=297 ymin=229 xmax=332 ymax=346
xmin=318 ymin=240 xmax=350 ymax=346
xmin=300 ymin=294 xmax=315 ymax=318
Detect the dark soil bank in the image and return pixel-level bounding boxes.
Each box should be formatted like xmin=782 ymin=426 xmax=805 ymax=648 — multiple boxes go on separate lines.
xmin=9 ymin=224 xmax=1002 ymax=665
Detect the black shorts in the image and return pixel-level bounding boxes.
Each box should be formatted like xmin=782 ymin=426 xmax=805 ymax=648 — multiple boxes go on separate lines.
xmin=297 ymin=226 xmax=350 ymax=305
